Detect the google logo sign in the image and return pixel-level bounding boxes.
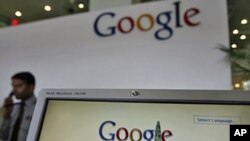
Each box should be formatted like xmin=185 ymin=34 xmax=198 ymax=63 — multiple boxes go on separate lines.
xmin=94 ymin=1 xmax=201 ymax=40
xmin=99 ymin=121 xmax=173 ymax=141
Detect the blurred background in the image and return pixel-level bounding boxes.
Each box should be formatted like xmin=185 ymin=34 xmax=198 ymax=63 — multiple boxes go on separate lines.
xmin=0 ymin=0 xmax=249 ymax=90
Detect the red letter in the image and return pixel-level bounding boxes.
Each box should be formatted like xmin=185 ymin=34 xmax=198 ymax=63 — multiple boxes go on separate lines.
xmin=184 ymin=8 xmax=200 ymax=26
xmin=118 ymin=16 xmax=135 ymax=33
xmin=161 ymin=130 xmax=173 ymax=141
xmin=116 ymin=128 xmax=129 ymax=141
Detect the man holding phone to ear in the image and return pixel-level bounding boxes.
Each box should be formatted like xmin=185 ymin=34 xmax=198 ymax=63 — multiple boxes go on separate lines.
xmin=0 ymin=72 xmax=36 ymax=141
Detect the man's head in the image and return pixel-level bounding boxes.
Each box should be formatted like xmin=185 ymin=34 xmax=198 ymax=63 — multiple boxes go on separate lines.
xmin=11 ymin=72 xmax=35 ymax=100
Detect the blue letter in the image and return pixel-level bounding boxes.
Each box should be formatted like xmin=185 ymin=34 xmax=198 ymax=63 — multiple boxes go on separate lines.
xmin=99 ymin=121 xmax=116 ymax=141
xmin=155 ymin=11 xmax=173 ymax=40
xmin=94 ymin=12 xmax=116 ymax=37
xmin=144 ymin=129 xmax=154 ymax=141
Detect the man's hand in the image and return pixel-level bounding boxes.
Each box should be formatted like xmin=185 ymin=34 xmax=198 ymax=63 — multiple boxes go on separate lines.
xmin=2 ymin=97 xmax=13 ymax=119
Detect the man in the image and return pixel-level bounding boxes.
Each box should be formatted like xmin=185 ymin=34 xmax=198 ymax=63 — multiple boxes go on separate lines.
xmin=0 ymin=72 xmax=36 ymax=141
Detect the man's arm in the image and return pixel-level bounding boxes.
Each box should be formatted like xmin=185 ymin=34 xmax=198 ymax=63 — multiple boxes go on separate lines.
xmin=0 ymin=97 xmax=13 ymax=140
xmin=0 ymin=118 xmax=11 ymax=140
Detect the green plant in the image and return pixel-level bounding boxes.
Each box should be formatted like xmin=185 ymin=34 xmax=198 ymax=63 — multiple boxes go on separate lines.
xmin=220 ymin=45 xmax=250 ymax=78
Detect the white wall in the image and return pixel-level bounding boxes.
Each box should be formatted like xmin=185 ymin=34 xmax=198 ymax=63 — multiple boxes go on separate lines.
xmin=90 ymin=0 xmax=131 ymax=11
xmin=0 ymin=0 xmax=231 ymax=104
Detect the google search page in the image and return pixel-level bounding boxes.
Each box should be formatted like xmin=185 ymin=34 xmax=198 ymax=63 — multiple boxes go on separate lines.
xmin=38 ymin=100 xmax=250 ymax=141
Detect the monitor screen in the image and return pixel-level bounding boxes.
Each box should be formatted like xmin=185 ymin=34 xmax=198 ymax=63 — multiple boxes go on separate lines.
xmin=37 ymin=99 xmax=250 ymax=141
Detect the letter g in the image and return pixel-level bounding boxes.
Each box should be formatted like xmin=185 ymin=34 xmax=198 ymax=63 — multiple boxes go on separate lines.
xmin=94 ymin=12 xmax=116 ymax=37
xmin=99 ymin=121 xmax=116 ymax=141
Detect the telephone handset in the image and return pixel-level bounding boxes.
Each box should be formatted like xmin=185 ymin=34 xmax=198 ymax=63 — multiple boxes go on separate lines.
xmin=8 ymin=91 xmax=21 ymax=106
xmin=9 ymin=91 xmax=14 ymax=98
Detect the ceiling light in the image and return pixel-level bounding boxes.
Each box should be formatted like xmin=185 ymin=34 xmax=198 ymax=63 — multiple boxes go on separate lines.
xmin=241 ymin=19 xmax=248 ymax=24
xmin=240 ymin=35 xmax=247 ymax=40
xmin=11 ymin=18 xmax=19 ymax=26
xmin=15 ymin=11 xmax=22 ymax=17
xmin=243 ymin=82 xmax=248 ymax=86
xmin=232 ymin=29 xmax=239 ymax=34
xmin=78 ymin=3 xmax=85 ymax=9
xmin=234 ymin=83 xmax=241 ymax=88
xmin=231 ymin=44 xmax=237 ymax=48
xmin=44 ymin=5 xmax=52 ymax=11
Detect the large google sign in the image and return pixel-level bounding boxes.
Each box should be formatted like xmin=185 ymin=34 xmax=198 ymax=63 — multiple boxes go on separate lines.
xmin=99 ymin=121 xmax=173 ymax=141
xmin=94 ymin=1 xmax=201 ymax=40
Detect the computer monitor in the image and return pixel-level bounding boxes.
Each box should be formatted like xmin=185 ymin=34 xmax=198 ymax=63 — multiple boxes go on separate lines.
xmin=27 ymin=89 xmax=250 ymax=141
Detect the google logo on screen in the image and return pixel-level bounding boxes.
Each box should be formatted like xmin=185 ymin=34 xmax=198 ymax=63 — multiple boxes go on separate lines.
xmin=94 ymin=1 xmax=201 ymax=41
xmin=99 ymin=121 xmax=173 ymax=141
